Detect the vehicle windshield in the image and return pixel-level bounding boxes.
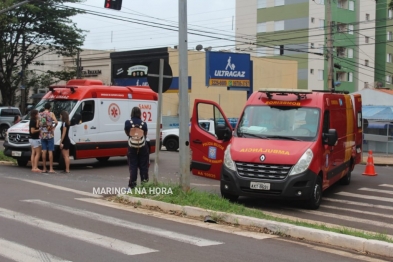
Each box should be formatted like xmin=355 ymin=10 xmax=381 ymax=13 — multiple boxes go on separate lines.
xmin=24 ymin=99 xmax=78 ymax=120
xmin=236 ymin=105 xmax=320 ymax=141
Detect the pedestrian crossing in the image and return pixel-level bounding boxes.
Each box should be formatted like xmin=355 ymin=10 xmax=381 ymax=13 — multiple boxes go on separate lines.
xmin=0 ymin=198 xmax=224 ymax=261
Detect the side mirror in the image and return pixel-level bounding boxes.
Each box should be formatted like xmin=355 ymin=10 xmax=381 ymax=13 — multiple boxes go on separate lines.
xmin=324 ymin=129 xmax=338 ymax=146
xmin=216 ymin=124 xmax=233 ymax=141
xmin=70 ymin=113 xmax=82 ymax=126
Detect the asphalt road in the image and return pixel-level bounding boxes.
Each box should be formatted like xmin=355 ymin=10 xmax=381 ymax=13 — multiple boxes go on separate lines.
xmin=0 ymin=140 xmax=392 ymax=261
xmin=0 ymin=171 xmax=388 ymax=262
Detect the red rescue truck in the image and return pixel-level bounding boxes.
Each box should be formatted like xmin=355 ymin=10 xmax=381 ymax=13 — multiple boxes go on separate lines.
xmin=4 ymin=79 xmax=161 ymax=167
xmin=190 ymin=89 xmax=362 ymax=209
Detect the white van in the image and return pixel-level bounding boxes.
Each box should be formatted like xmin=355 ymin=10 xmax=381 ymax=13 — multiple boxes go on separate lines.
xmin=3 ymin=79 xmax=161 ymax=167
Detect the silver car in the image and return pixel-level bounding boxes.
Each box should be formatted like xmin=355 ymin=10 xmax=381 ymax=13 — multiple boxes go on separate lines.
xmin=0 ymin=107 xmax=22 ymax=138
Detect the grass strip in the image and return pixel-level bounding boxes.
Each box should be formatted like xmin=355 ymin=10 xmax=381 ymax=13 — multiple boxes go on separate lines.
xmin=0 ymin=150 xmax=16 ymax=163
xmin=126 ymin=182 xmax=393 ymax=243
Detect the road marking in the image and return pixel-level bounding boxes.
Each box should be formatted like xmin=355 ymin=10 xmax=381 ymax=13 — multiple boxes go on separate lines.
xmin=76 ymin=198 xmax=277 ymax=240
xmin=4 ymin=177 xmax=100 ymax=198
xmin=0 ymin=207 xmax=157 ymax=256
xmin=22 ymin=199 xmax=223 ymax=247
xmin=358 ymin=187 xmax=393 ymax=195
xmin=379 ymin=184 xmax=393 ymax=188
xmin=321 ymin=205 xmax=393 ymax=219
xmin=296 ymin=209 xmax=393 ymax=230
xmin=323 ymin=197 xmax=393 ymax=211
xmin=335 ymin=192 xmax=393 ymax=203
xmin=0 ymin=238 xmax=70 ymax=262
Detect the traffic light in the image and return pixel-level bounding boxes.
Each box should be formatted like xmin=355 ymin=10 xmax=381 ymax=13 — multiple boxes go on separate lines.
xmin=104 ymin=0 xmax=122 ymax=10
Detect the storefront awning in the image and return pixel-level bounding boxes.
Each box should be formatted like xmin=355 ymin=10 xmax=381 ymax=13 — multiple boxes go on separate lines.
xmin=363 ymin=106 xmax=393 ymax=121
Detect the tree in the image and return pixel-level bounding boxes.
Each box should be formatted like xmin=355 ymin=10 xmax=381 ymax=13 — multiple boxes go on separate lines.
xmin=390 ymin=1 xmax=393 ymax=10
xmin=0 ymin=0 xmax=85 ymax=106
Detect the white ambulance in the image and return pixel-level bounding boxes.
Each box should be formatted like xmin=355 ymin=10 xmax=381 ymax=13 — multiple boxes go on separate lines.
xmin=3 ymin=79 xmax=161 ymax=167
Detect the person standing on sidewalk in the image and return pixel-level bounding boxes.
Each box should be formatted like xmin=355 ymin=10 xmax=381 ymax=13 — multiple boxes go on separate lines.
xmin=39 ymin=103 xmax=58 ymax=173
xmin=29 ymin=109 xmax=42 ymax=172
xmin=59 ymin=111 xmax=71 ymax=173
xmin=124 ymin=107 xmax=149 ymax=189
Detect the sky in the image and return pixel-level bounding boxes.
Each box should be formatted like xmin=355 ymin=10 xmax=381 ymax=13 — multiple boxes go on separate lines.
xmin=67 ymin=0 xmax=236 ymax=52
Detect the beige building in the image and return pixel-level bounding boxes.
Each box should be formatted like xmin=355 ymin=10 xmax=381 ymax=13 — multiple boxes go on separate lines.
xmin=164 ymin=48 xmax=298 ymax=118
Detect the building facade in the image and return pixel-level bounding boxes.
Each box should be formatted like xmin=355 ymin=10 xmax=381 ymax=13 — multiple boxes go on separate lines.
xmin=235 ymin=0 xmax=376 ymax=92
xmin=375 ymin=0 xmax=393 ymax=88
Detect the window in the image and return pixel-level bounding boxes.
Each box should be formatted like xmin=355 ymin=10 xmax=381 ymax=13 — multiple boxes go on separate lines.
xmin=388 ymin=32 xmax=392 ymax=41
xmin=349 ymin=1 xmax=354 ymax=11
xmin=274 ymin=20 xmax=284 ymax=31
xmin=389 ymin=9 xmax=393 ymax=19
xmin=386 ymin=75 xmax=392 ymax=84
xmin=387 ymin=53 xmax=392 ymax=63
xmin=348 ymin=72 xmax=353 ymax=82
xmin=310 ymin=69 xmax=314 ymax=74
xmin=0 ymin=109 xmax=20 ymax=117
xmin=257 ymin=22 xmax=266 ymax=33
xmin=257 ymin=0 xmax=267 ymax=8
xmin=319 ymin=44 xmax=324 ymax=55
xmin=319 ymin=19 xmax=325 ymax=30
xmin=318 ymin=70 xmax=324 ymax=80
xmin=364 ymin=82 xmax=369 ymax=89
xmin=365 ymin=60 xmax=369 ymax=66
xmin=311 ymin=43 xmax=315 ymax=49
xmin=347 ymin=48 xmax=353 ymax=58
xmin=366 ymin=14 xmax=370 ymax=21
xmin=75 ymin=100 xmax=95 ymax=123
xmin=274 ymin=46 xmax=280 ymax=55
xmin=275 ymin=0 xmax=284 ymax=6
xmin=365 ymin=36 xmax=369 ymax=43
xmin=348 ymin=24 xmax=354 ymax=34
xmin=311 ymin=17 xmax=315 ymax=23
xmin=337 ymin=47 xmax=346 ymax=57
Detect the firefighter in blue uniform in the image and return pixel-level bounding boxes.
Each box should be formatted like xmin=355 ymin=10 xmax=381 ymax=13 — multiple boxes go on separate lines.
xmin=124 ymin=107 xmax=149 ymax=189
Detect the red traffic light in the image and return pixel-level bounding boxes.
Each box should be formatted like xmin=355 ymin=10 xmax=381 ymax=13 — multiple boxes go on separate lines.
xmin=104 ymin=0 xmax=122 ymax=10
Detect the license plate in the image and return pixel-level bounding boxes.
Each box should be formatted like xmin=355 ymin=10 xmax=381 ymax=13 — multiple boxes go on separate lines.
xmin=11 ymin=151 xmax=22 ymax=157
xmin=250 ymin=182 xmax=270 ymax=190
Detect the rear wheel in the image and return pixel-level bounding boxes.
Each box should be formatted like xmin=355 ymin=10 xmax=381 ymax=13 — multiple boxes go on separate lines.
xmin=305 ymin=176 xmax=322 ymax=210
xmin=17 ymin=158 xmax=28 ymax=167
xmin=165 ymin=138 xmax=179 ymax=151
xmin=340 ymin=166 xmax=352 ymax=186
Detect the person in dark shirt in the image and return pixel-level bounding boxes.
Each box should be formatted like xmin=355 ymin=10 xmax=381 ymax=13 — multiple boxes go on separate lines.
xmin=124 ymin=107 xmax=149 ymax=189
xmin=29 ymin=109 xmax=42 ymax=172
xmin=60 ymin=111 xmax=71 ymax=173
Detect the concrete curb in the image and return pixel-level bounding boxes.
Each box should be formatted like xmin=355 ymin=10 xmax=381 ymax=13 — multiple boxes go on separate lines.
xmin=0 ymin=161 xmax=16 ymax=166
xmin=118 ymin=194 xmax=393 ymax=259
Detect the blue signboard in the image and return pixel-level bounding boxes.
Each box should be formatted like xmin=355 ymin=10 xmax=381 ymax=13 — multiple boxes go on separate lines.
xmin=206 ymin=51 xmax=251 ymax=87
xmin=113 ymin=76 xmax=191 ymax=93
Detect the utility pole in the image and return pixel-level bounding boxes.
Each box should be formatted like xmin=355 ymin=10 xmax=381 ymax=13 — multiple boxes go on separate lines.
xmin=76 ymin=51 xmax=82 ymax=79
xmin=327 ymin=0 xmax=335 ymax=91
xmin=179 ymin=0 xmax=190 ymax=192
xmin=21 ymin=35 xmax=26 ymax=115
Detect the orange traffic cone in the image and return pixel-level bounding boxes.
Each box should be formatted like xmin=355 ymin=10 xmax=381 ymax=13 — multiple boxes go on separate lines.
xmin=362 ymin=150 xmax=377 ymax=176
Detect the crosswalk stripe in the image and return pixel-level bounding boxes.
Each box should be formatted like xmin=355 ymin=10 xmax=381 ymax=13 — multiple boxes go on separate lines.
xmin=335 ymin=192 xmax=393 ymax=202
xmin=379 ymin=184 xmax=393 ymax=188
xmin=320 ymin=205 xmax=393 ymax=219
xmin=358 ymin=187 xmax=393 ymax=195
xmin=296 ymin=209 xmax=393 ymax=230
xmin=323 ymin=197 xmax=393 ymax=211
xmin=22 ymin=199 xmax=223 ymax=247
xmin=0 ymin=207 xmax=157 ymax=256
xmin=0 ymin=238 xmax=70 ymax=262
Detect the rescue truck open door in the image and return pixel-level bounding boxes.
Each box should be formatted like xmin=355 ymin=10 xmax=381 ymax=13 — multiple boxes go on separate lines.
xmin=190 ymin=99 xmax=233 ymax=180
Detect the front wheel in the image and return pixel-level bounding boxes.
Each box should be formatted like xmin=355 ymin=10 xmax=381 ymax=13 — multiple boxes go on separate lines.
xmin=305 ymin=176 xmax=322 ymax=210
xmin=17 ymin=158 xmax=28 ymax=167
xmin=221 ymin=190 xmax=239 ymax=202
xmin=0 ymin=125 xmax=8 ymax=139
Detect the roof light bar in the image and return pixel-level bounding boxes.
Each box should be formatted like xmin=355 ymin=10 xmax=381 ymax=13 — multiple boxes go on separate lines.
xmin=258 ymin=89 xmax=312 ymax=100
xmin=49 ymin=85 xmax=78 ymax=93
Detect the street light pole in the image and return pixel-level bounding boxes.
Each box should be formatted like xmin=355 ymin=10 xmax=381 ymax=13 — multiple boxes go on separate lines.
xmin=327 ymin=0 xmax=335 ymax=91
xmin=178 ymin=0 xmax=190 ymax=192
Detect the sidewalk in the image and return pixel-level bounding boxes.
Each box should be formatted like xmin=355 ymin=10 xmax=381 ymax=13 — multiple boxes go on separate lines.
xmin=363 ymin=154 xmax=393 ymax=166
